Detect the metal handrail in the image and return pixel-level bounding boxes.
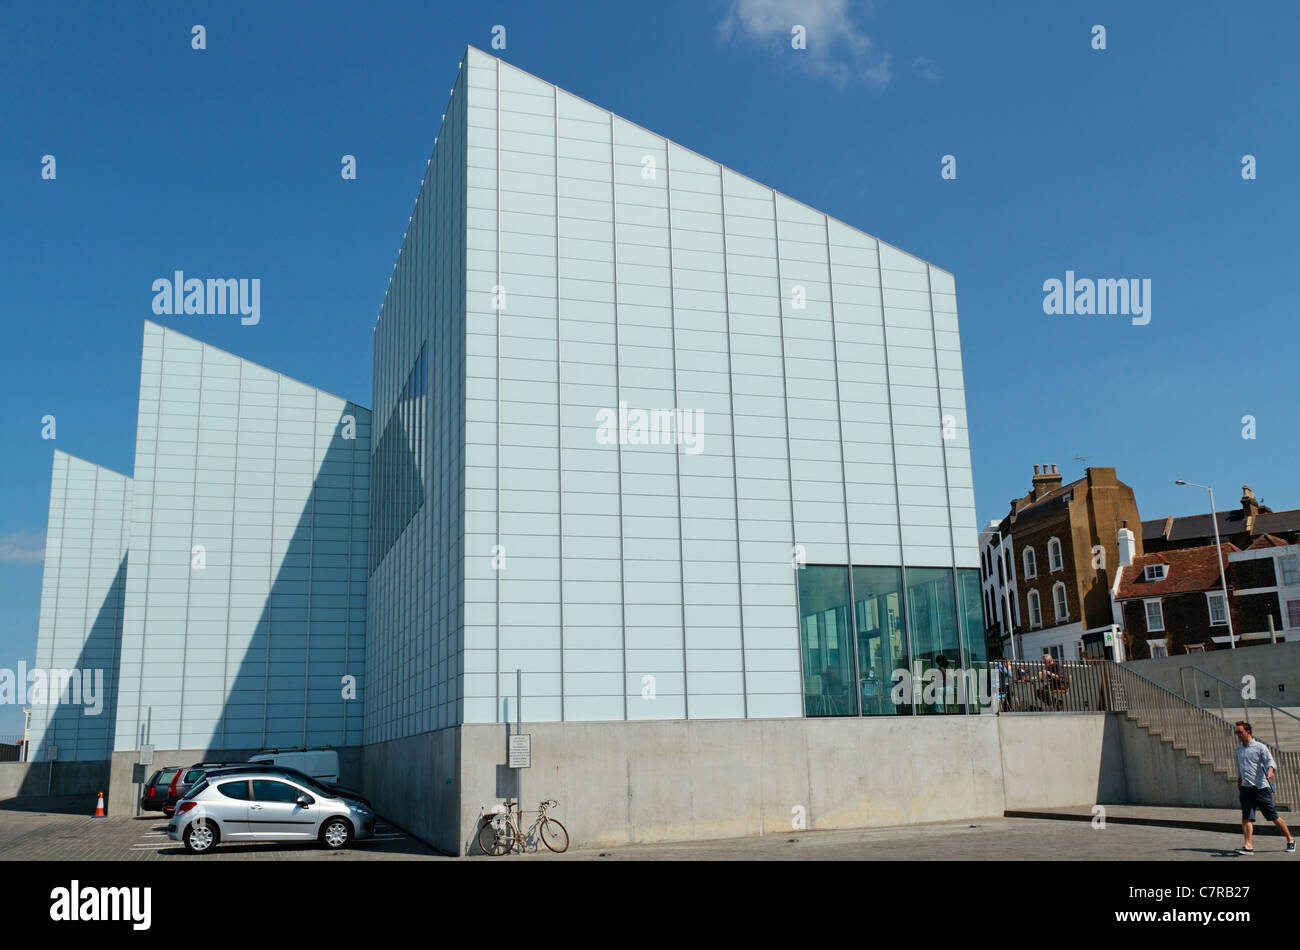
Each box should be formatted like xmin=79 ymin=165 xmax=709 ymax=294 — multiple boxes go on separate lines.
xmin=1107 ymin=661 xmax=1299 ymax=810
xmin=1176 ymin=664 xmax=1300 ymax=752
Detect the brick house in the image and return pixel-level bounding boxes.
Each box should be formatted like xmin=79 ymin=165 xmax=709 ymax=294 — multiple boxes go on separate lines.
xmin=1115 ymin=544 xmax=1242 ymax=657
xmin=1227 ymin=534 xmax=1298 ymax=643
xmin=979 ymin=464 xmax=1141 ymax=661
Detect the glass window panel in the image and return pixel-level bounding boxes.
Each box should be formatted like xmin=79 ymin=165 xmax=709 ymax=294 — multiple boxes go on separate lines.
xmin=852 ymin=566 xmax=909 ymax=716
xmin=798 ymin=565 xmax=855 ymax=717
xmin=905 ymin=567 xmax=963 ymax=716
xmin=957 ymin=568 xmax=987 ymax=711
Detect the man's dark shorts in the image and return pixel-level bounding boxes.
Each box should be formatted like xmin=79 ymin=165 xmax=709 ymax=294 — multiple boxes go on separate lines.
xmin=1240 ymin=785 xmax=1278 ymax=822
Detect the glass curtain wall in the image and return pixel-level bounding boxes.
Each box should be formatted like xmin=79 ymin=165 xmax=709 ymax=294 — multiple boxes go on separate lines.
xmin=798 ymin=566 xmax=857 ymax=717
xmin=905 ymin=567 xmax=962 ymax=716
xmin=797 ymin=565 xmax=987 ymax=718
xmin=852 ymin=566 xmax=910 ymax=715
xmin=957 ymin=568 xmax=987 ymax=712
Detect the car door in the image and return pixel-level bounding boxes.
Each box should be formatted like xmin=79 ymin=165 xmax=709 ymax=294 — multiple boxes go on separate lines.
xmin=249 ymin=779 xmax=317 ymax=839
xmin=210 ymin=779 xmax=252 ymax=837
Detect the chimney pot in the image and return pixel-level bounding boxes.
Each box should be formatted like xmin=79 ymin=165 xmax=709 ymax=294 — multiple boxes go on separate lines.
xmin=1034 ymin=465 xmax=1040 ymax=475
xmin=1051 ymin=464 xmax=1058 ymax=474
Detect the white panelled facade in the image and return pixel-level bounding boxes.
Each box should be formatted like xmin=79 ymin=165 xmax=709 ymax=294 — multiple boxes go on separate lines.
xmin=404 ymin=48 xmax=979 ymax=727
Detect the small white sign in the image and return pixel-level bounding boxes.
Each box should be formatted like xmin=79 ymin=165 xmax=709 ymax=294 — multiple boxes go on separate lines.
xmin=508 ymin=734 xmax=531 ymax=769
xmin=1104 ymin=631 xmax=1114 ymax=645
xmin=139 ymin=745 xmax=155 ymax=766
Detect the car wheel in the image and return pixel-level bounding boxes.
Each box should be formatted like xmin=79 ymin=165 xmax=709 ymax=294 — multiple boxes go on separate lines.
xmin=320 ymin=817 xmax=353 ymax=850
xmin=183 ymin=818 xmax=218 ymax=854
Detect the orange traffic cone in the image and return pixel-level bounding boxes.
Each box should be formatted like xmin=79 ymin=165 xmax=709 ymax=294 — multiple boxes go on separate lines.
xmin=91 ymin=791 xmax=107 ymax=818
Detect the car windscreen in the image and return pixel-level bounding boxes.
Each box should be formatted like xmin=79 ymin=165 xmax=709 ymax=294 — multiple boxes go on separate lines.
xmin=156 ymin=769 xmax=179 ymax=784
xmin=282 ymin=774 xmax=333 ymax=797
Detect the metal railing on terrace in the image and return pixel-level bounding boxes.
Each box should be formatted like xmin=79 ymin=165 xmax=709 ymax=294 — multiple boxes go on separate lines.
xmin=990 ymin=659 xmax=1299 ymax=810
xmin=1176 ymin=665 xmax=1300 ymax=752
xmin=989 ymin=659 xmax=1113 ymax=713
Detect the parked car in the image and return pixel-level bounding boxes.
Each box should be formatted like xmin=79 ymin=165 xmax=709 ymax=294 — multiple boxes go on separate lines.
xmin=167 ymin=769 xmax=376 ymax=854
xmin=248 ymin=748 xmax=339 ymax=783
xmin=140 ymin=767 xmax=181 ymax=812
xmin=162 ymin=762 xmax=249 ymax=816
xmin=202 ymin=763 xmax=371 ymax=809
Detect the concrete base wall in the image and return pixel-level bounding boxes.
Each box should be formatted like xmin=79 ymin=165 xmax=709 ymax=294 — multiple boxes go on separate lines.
xmin=361 ymin=728 xmax=460 ymax=855
xmin=998 ymin=713 xmax=1126 ymax=809
xmin=1113 ymin=714 xmax=1239 ymax=807
xmin=0 ymin=760 xmax=110 ymax=800
xmin=106 ymin=745 xmax=363 ymax=816
xmin=457 ymin=716 xmax=1006 ymax=855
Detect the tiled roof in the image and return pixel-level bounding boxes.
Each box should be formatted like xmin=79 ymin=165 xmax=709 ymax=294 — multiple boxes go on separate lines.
xmin=1254 ymin=510 xmax=1300 ymax=536
xmin=1143 ymin=508 xmax=1300 ymax=544
xmin=1115 ymin=543 xmax=1241 ymax=599
xmin=1246 ymin=534 xmax=1291 ymax=550
xmin=1013 ymin=478 xmax=1083 ymax=520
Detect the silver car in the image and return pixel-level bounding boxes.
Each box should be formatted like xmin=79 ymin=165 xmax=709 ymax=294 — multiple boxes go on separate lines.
xmin=167 ymin=769 xmax=376 ymax=854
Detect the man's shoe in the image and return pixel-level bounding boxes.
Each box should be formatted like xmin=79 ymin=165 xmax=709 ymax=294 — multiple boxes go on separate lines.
xmin=1286 ymin=841 xmax=1296 ymax=853
xmin=1236 ymin=847 xmax=1255 ymax=855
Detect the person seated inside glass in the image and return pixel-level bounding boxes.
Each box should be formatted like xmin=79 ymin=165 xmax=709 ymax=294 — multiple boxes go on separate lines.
xmin=818 ymin=665 xmax=851 ymax=714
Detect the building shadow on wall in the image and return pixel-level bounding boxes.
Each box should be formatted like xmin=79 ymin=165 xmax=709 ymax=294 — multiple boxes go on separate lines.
xmin=17 ymin=554 xmax=126 ymax=796
xmin=188 ymin=404 xmax=373 ymax=778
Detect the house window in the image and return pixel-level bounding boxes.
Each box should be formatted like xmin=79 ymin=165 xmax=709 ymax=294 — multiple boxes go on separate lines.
xmin=1144 ymin=598 xmax=1165 ymax=632
xmin=1281 ymin=556 xmax=1300 ymax=586
xmin=1206 ymin=592 xmax=1227 ymax=626
xmin=1048 ymin=538 xmax=1063 ymax=572
xmin=1287 ymin=599 xmax=1300 ymax=629
xmin=1144 ymin=564 xmax=1168 ymax=582
xmin=1185 ymin=644 xmax=1206 ymax=654
xmin=1052 ymin=581 xmax=1069 ymax=622
xmin=1027 ymin=589 xmax=1042 ymax=628
xmin=1146 ymin=638 xmax=1169 ymax=659
xmin=1023 ymin=547 xmax=1037 ymax=579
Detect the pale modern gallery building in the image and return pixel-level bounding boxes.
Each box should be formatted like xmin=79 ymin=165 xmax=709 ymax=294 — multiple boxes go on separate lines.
xmin=29 ymin=48 xmax=996 ymax=852
xmin=364 ymin=48 xmax=990 ymax=852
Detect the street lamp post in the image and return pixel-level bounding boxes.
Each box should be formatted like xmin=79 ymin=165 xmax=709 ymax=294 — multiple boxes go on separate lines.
xmin=1175 ymin=479 xmax=1236 ymax=649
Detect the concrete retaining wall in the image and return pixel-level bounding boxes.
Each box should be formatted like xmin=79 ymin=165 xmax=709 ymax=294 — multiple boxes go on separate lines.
xmin=1112 ymin=714 xmax=1239 ymax=807
xmin=1126 ymin=641 xmax=1300 ymax=705
xmin=361 ymin=728 xmax=460 ymax=854
xmin=0 ymin=760 xmax=110 ymax=800
xmin=998 ymin=713 xmax=1126 ymax=809
xmin=457 ymin=716 xmax=1006 ymax=856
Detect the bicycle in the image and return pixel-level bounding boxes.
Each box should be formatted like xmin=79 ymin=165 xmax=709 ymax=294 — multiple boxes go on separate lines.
xmin=478 ymin=798 xmax=569 ymax=856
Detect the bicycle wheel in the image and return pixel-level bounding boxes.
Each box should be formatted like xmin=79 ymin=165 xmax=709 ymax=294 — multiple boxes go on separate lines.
xmin=478 ymin=818 xmax=512 ymax=856
xmin=539 ymin=816 xmax=569 ymax=853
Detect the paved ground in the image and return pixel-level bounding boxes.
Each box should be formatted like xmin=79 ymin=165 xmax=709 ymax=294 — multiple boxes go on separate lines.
xmin=0 ymin=798 xmax=439 ymax=861
xmin=0 ymin=798 xmax=1294 ymax=861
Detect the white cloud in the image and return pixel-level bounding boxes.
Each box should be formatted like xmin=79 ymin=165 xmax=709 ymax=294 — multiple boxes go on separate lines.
xmin=0 ymin=531 xmax=46 ymax=565
xmin=718 ymin=0 xmax=893 ymax=90
xmin=913 ymin=57 xmax=943 ymax=81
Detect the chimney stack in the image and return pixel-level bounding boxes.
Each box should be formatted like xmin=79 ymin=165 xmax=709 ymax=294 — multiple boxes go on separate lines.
xmin=1031 ymin=462 xmax=1064 ymax=501
xmin=1118 ymin=520 xmax=1136 ymax=568
xmin=1241 ymin=485 xmax=1260 ymax=520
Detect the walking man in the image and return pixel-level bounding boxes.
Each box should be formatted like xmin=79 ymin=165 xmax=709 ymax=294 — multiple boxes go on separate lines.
xmin=1234 ymin=721 xmax=1295 ymax=855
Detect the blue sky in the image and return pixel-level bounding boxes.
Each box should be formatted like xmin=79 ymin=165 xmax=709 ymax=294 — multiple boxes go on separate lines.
xmin=2 ymin=1 xmax=1296 ymax=733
